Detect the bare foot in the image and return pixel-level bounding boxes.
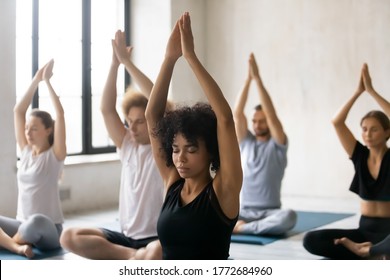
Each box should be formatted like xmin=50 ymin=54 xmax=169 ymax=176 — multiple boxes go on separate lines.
xmin=130 ymin=240 xmax=162 ymax=260
xmin=233 ymin=220 xmax=246 ymax=234
xmin=334 ymin=237 xmax=372 ymax=258
xmin=17 ymin=244 xmax=34 ymax=259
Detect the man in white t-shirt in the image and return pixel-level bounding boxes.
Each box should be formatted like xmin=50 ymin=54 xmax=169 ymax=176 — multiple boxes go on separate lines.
xmin=233 ymin=53 xmax=296 ymax=236
xmin=60 ymin=31 xmax=164 ymax=259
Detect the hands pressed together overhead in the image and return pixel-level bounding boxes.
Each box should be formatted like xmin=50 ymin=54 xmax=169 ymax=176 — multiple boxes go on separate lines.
xmin=111 ymin=30 xmax=133 ymax=66
xmin=33 ymin=59 xmax=54 ymax=83
xmin=165 ymin=12 xmax=195 ymax=62
xmin=248 ymin=52 xmax=260 ymax=80
xmin=356 ymin=63 xmax=375 ymax=95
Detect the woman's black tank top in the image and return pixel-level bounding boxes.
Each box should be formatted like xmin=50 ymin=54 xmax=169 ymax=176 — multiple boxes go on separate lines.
xmin=157 ymin=179 xmax=237 ymax=259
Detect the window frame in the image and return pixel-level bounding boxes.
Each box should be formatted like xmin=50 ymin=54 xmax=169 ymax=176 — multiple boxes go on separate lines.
xmin=28 ymin=0 xmax=131 ymax=155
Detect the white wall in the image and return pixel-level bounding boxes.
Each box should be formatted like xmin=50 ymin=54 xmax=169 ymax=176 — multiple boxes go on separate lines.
xmin=0 ymin=0 xmax=18 ymax=217
xmin=130 ymin=0 xmax=208 ymax=105
xmin=59 ymin=157 xmax=121 ymax=213
xmin=134 ymin=0 xmax=390 ymax=208
xmin=1 ymin=0 xmax=389 ymax=216
xmin=202 ymin=0 xmax=390 ymax=204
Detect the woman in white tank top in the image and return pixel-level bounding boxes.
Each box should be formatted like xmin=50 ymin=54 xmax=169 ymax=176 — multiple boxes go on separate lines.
xmin=0 ymin=59 xmax=66 ymax=258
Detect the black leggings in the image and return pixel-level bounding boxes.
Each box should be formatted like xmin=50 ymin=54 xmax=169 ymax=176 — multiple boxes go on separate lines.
xmin=303 ymin=215 xmax=390 ymax=259
xmin=370 ymin=234 xmax=390 ymax=256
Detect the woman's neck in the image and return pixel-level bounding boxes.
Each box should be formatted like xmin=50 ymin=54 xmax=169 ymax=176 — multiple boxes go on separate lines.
xmin=368 ymin=145 xmax=388 ymax=164
xmin=31 ymin=143 xmax=50 ymax=156
xmin=182 ymin=174 xmax=212 ymax=194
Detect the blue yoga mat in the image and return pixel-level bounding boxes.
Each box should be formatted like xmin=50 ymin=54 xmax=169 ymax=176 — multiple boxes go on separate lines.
xmin=231 ymin=210 xmax=355 ymax=245
xmin=0 ymin=247 xmax=67 ymax=260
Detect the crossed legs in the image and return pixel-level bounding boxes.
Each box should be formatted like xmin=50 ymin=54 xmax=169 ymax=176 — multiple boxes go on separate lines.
xmin=60 ymin=227 xmax=162 ymax=260
xmin=0 ymin=227 xmax=34 ymax=258
xmin=0 ymin=213 xmax=60 ymax=258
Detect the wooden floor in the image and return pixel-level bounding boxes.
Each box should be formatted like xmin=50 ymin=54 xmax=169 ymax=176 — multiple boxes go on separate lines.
xmin=53 ymin=195 xmax=360 ymax=260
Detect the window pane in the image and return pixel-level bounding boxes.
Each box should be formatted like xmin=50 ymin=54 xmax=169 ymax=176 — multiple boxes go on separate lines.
xmin=16 ymin=0 xmax=127 ymax=155
xmin=91 ymin=0 xmax=125 ymax=148
xmin=38 ymin=96 xmax=82 ymax=155
xmin=91 ymin=96 xmax=113 ymax=147
xmin=59 ymin=97 xmax=83 ymax=155
xmin=39 ymin=0 xmax=82 ymax=154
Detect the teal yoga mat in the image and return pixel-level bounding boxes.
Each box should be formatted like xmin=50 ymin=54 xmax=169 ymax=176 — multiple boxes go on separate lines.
xmin=0 ymin=247 xmax=67 ymax=260
xmin=231 ymin=210 xmax=355 ymax=245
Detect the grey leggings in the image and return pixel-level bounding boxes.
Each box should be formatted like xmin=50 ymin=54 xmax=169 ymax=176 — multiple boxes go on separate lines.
xmin=0 ymin=214 xmax=62 ymax=250
xmin=239 ymin=208 xmax=297 ymax=235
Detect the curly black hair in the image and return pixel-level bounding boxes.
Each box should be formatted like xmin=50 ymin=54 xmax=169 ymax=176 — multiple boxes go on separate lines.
xmin=153 ymin=102 xmax=220 ymax=171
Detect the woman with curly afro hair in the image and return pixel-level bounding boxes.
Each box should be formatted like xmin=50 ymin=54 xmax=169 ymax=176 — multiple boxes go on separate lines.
xmin=142 ymin=12 xmax=243 ymax=260
xmin=153 ymin=103 xmax=220 ymax=172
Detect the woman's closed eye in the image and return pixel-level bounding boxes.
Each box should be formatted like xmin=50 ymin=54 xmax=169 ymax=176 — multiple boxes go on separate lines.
xmin=172 ymin=146 xmax=198 ymax=153
xmin=187 ymin=146 xmax=198 ymax=153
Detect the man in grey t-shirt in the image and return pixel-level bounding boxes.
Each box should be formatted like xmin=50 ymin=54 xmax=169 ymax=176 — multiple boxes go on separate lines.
xmin=233 ymin=53 xmax=296 ymax=235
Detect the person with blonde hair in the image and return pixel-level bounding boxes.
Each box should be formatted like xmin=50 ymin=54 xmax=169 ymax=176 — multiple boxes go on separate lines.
xmin=60 ymin=30 xmax=164 ymax=259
